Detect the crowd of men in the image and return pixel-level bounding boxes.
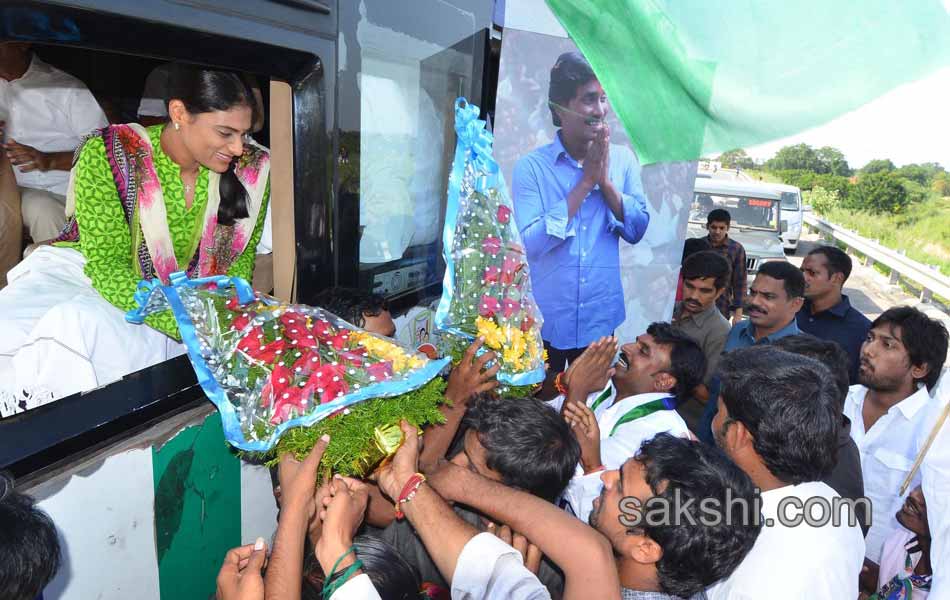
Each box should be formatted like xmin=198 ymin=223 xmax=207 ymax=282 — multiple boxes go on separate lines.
xmin=5 ymin=239 xmax=949 ymax=599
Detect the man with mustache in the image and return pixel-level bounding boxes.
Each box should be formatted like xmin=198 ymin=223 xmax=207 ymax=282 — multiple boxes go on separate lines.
xmin=673 ymin=250 xmax=732 ymax=384
xmin=549 ymin=323 xmax=706 ymax=522
xmin=844 ymin=306 xmax=948 ymax=562
xmin=698 ymin=260 xmax=805 ymax=443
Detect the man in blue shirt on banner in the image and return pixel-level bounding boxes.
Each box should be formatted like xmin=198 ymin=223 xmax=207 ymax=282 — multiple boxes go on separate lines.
xmin=512 ymin=52 xmax=649 ymax=375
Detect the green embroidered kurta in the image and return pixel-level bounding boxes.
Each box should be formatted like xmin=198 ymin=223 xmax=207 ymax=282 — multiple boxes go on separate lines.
xmin=62 ymin=124 xmax=269 ymax=339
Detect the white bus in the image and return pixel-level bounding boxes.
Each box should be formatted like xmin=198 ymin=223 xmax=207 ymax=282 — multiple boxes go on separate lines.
xmin=768 ymin=182 xmax=804 ymax=253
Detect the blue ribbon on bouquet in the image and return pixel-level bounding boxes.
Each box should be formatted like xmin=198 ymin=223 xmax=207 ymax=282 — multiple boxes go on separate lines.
xmin=435 ymin=98 xmax=544 ymax=387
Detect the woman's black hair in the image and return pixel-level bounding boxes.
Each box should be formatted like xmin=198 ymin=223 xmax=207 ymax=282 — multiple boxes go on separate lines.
xmin=165 ymin=64 xmax=257 ymax=226
xmin=301 ymin=535 xmax=420 ymax=600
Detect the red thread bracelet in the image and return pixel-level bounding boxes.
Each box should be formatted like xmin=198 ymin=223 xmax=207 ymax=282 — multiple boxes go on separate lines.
xmin=394 ymin=473 xmax=426 ymax=519
xmin=554 ymin=372 xmax=569 ymax=395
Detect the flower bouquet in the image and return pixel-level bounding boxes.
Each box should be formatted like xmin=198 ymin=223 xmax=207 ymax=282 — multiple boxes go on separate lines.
xmin=127 ymin=273 xmax=450 ymax=476
xmin=435 ymin=98 xmax=546 ymax=392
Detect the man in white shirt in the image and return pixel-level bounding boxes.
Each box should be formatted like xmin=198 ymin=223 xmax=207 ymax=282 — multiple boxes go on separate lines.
xmin=709 ymin=346 xmax=866 ymax=599
xmin=551 ymin=322 xmax=706 ymax=522
xmin=844 ymin=306 xmax=948 ymax=562
xmin=0 ymin=42 xmax=108 ymax=252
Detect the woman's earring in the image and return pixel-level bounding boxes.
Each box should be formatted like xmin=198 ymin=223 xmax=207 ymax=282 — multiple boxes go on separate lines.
xmin=174 ymin=122 xmax=181 ymax=131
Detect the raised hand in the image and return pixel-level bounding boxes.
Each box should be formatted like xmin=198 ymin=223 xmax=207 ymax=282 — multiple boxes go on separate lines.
xmin=563 ymin=400 xmax=602 ymax=473
xmin=375 ymin=420 xmax=421 ymax=502
xmin=563 ymin=336 xmax=618 ymax=396
xmin=216 ymin=539 xmax=268 ymax=600
xmin=445 ymin=338 xmax=500 ymax=405
xmin=277 ymin=434 xmax=330 ymax=521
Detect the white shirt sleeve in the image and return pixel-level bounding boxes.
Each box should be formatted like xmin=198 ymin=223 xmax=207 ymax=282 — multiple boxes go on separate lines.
xmin=331 ymin=573 xmax=383 ymax=599
xmin=450 ymin=532 xmax=552 ymax=600
xmin=65 ymin=86 xmax=109 ymax=138
xmin=562 ymin=471 xmax=604 ymax=524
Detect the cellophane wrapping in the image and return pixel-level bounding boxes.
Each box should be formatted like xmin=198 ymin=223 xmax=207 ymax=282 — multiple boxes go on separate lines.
xmin=127 ymin=273 xmax=450 ymax=475
xmin=435 ymin=98 xmax=546 ymax=390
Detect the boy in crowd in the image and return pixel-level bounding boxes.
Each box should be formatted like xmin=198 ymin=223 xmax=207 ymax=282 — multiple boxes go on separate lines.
xmin=703 ymin=209 xmax=747 ymax=322
xmin=0 ymin=473 xmax=62 ymax=600
xmin=845 ymin=306 xmax=948 ymax=561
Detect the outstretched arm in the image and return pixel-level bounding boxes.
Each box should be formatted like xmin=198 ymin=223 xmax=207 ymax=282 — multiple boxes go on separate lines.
xmin=426 ymin=462 xmax=621 ymax=600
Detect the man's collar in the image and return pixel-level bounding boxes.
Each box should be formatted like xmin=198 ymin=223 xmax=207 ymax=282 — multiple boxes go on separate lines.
xmin=895 ymin=386 xmax=932 ymax=420
xmin=680 ymin=302 xmax=720 ymax=326
xmin=741 ymin=317 xmax=800 ymax=343
xmin=541 ymin=131 xmax=573 ymax=166
xmin=612 ymin=391 xmax=673 ymax=410
xmin=706 ymin=234 xmax=730 ymax=248
xmin=803 ymin=294 xmax=852 ymax=318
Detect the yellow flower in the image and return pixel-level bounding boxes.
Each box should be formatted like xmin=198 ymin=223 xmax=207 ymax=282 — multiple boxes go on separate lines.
xmin=476 ymin=317 xmax=505 ymax=350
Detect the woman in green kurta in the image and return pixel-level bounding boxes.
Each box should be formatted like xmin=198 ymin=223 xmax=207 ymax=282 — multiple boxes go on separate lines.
xmin=56 ymin=66 xmax=270 ymax=339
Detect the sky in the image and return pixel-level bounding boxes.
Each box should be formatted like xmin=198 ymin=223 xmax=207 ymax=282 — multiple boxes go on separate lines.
xmin=746 ymin=67 xmax=950 ymax=170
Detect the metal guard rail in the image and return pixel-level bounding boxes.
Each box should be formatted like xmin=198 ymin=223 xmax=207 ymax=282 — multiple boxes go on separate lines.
xmin=803 ymin=213 xmax=950 ymax=302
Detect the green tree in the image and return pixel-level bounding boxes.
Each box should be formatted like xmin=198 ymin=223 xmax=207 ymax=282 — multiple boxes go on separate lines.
xmin=766 ymin=143 xmax=822 ymax=172
xmin=718 ymin=148 xmax=754 ymax=169
xmin=805 ymin=186 xmax=840 ymax=215
xmin=816 ymin=146 xmax=851 ymax=176
xmin=933 ymin=172 xmax=950 ymax=197
xmin=849 ymin=172 xmax=909 ymax=214
xmin=861 ymin=159 xmax=895 ymax=175
xmin=895 ymin=162 xmax=945 ymax=186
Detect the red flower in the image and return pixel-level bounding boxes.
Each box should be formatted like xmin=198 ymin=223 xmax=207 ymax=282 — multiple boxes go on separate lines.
xmin=340 ymin=349 xmax=367 ymax=367
xmin=481 ymin=236 xmax=502 ymax=256
xmin=521 ymin=313 xmax=535 ymax=333
xmin=501 ymin=254 xmax=524 ymax=286
xmin=279 ymin=311 xmax=307 ymax=329
xmin=496 ymin=205 xmax=511 ymax=224
xmin=269 ymin=364 xmax=295 ymax=395
xmin=503 ymin=298 xmax=520 ymax=319
xmin=226 ymin=296 xmax=242 ymax=311
xmin=231 ymin=313 xmax=253 ymax=332
xmin=483 ymin=265 xmax=500 ymax=284
xmin=270 ymin=386 xmax=308 ymax=424
xmin=478 ymin=295 xmax=501 ymax=318
xmin=328 ymin=332 xmax=351 ymax=351
xmin=312 ymin=319 xmax=337 ymax=342
xmin=366 ymin=361 xmax=394 ymax=382
xmin=293 ymin=350 xmax=321 ymax=375
xmin=284 ymin=318 xmax=318 ymax=349
xmin=238 ymin=329 xmax=288 ymax=364
xmin=304 ymin=364 xmax=349 ymax=404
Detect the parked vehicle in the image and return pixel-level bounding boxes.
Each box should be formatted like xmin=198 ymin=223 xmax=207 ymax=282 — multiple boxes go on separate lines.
xmin=687 ymin=178 xmax=787 ymax=274
xmin=768 ymin=182 xmax=804 ymax=253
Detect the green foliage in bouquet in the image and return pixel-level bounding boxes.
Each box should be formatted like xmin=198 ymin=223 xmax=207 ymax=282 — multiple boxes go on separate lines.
xmin=242 ymin=378 xmax=448 ymax=477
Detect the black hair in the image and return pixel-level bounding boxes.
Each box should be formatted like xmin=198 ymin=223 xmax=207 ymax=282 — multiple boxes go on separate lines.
xmin=681 ymin=237 xmax=712 ymax=264
xmin=302 ymin=535 xmax=420 ymax=600
xmin=773 ymin=334 xmax=851 ymax=410
xmin=166 ymin=64 xmax=257 ymax=226
xmin=681 ymin=250 xmax=732 ymax=291
xmin=718 ymin=347 xmax=839 ymax=484
xmin=706 ymin=208 xmax=731 ymax=226
xmin=548 ymin=52 xmax=597 ymax=127
xmin=871 ymin=306 xmax=949 ymax=391
xmin=646 ymin=322 xmax=706 ymax=401
xmin=807 ymin=245 xmax=853 ymax=282
xmin=756 ymin=260 xmax=806 ymax=299
xmin=634 ymin=434 xmax=761 ymax=597
xmin=460 ymin=395 xmax=580 ymax=501
xmin=312 ymin=287 xmax=390 ymax=330
xmin=0 ymin=473 xmax=61 ymax=600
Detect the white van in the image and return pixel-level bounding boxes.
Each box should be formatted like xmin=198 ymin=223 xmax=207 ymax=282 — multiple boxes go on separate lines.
xmin=768 ymin=183 xmax=804 ymax=253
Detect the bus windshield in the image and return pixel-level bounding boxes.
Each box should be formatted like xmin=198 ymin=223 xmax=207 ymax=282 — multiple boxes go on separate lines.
xmin=780 ymin=191 xmax=801 ymax=210
xmin=690 ymin=193 xmax=780 ymax=231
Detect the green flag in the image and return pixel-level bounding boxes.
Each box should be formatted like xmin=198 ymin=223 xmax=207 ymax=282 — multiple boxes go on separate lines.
xmin=545 ymin=0 xmax=950 ymax=165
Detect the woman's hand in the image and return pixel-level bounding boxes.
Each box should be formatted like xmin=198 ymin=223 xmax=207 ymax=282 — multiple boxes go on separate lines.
xmin=216 ymin=538 xmax=268 ymax=600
